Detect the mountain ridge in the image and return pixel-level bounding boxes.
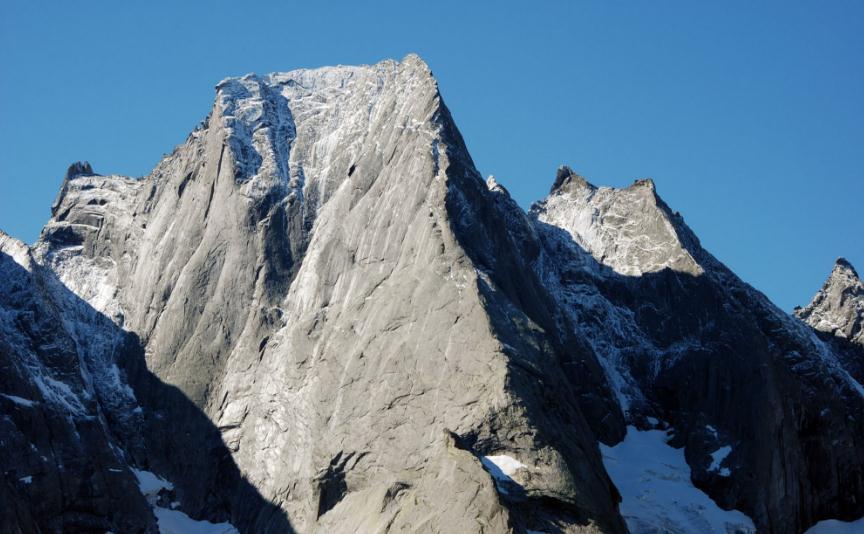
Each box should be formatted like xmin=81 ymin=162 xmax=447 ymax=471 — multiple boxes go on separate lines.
xmin=2 ymin=55 xmax=862 ymax=534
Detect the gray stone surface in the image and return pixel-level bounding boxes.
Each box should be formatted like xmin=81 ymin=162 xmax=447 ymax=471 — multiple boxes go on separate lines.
xmin=796 ymin=258 xmax=864 ymax=388
xmin=2 ymin=55 xmax=863 ymax=533
xmin=797 ymin=258 xmax=864 ymax=347
xmin=21 ymin=56 xmax=626 ymax=533
xmin=531 ymin=174 xmax=864 ymax=533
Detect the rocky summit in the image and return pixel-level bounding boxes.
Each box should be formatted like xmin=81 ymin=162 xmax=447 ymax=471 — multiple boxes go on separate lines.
xmin=1 ymin=55 xmax=862 ymax=534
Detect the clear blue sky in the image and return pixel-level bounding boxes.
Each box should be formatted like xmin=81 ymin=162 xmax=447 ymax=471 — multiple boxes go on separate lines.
xmin=1 ymin=0 xmax=861 ymax=311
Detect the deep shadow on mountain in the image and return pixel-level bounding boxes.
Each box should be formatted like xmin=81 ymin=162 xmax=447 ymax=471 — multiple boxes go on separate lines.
xmin=805 ymin=328 xmax=864 ymax=386
xmin=435 ymin=118 xmax=629 ymax=533
xmin=1 ymin=249 xmax=156 ymax=533
xmin=0 ymin=250 xmax=294 ymax=533
xmin=527 ymin=217 xmax=864 ymax=533
xmin=119 ymin=334 xmax=295 ymax=533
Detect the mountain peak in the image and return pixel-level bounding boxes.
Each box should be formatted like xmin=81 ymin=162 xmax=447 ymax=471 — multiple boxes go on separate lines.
xmin=400 ymin=52 xmax=432 ymax=72
xmin=203 ymin=55 xmax=445 ymax=211
xmin=215 ymin=55 xmax=435 ymax=95
xmin=9 ymin=57 xmax=864 ymax=534
xmin=486 ymin=175 xmax=511 ymax=196
xmin=0 ymin=230 xmax=34 ymax=271
xmin=631 ymin=177 xmax=656 ymax=192
xmin=550 ymin=165 xmax=593 ymax=194
xmin=535 ymin=171 xmax=703 ymax=276
xmin=834 ymin=257 xmax=860 ymax=279
xmin=64 ymin=161 xmax=95 ymax=181
xmin=52 ymin=161 xmax=99 ymax=217
xmin=826 ymin=258 xmax=862 ymax=291
xmin=796 ymin=257 xmax=864 ymax=345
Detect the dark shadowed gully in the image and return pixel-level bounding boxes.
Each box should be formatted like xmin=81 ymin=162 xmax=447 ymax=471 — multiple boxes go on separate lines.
xmin=0 ymin=247 xmax=293 ymax=533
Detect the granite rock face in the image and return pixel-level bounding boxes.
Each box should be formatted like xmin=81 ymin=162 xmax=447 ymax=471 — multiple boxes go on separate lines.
xmin=2 ymin=55 xmax=863 ymax=533
xmin=796 ymin=259 xmax=864 ymax=385
xmin=15 ymin=56 xmax=626 ymax=533
xmin=530 ymin=174 xmax=864 ymax=533
xmin=0 ymin=232 xmax=155 ymax=533
xmin=797 ymin=259 xmax=864 ymax=346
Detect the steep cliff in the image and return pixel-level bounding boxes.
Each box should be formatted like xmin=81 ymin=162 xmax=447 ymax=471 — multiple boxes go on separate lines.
xmin=796 ymin=259 xmax=864 ymax=390
xmin=530 ymin=169 xmax=864 ymax=533
xmin=2 ymin=55 xmax=862 ymax=534
xmin=0 ymin=231 xmax=155 ymax=533
xmin=27 ymin=56 xmax=627 ymax=533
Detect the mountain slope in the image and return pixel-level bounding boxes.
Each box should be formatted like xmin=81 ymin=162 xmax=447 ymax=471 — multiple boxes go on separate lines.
xmin=29 ymin=55 xmax=627 ymax=533
xmin=796 ymin=259 xmax=864 ymax=386
xmin=2 ymin=55 xmax=862 ymax=533
xmin=0 ymin=231 xmax=155 ymax=533
xmin=796 ymin=259 xmax=864 ymax=347
xmin=529 ymin=169 xmax=864 ymax=533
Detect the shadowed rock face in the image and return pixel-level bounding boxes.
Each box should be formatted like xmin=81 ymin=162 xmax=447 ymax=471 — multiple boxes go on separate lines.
xmin=0 ymin=234 xmax=155 ymax=533
xmin=2 ymin=55 xmax=863 ymax=533
xmin=530 ymin=177 xmax=864 ymax=533
xmin=1 ymin=232 xmax=293 ymax=533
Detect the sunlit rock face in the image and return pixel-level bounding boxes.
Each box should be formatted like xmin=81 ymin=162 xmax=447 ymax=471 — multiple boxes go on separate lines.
xmin=796 ymin=258 xmax=864 ymax=386
xmin=533 ymin=166 xmax=703 ymax=277
xmin=2 ymin=55 xmax=863 ymax=533
xmin=17 ymin=56 xmax=625 ymax=533
xmin=797 ymin=258 xmax=864 ymax=346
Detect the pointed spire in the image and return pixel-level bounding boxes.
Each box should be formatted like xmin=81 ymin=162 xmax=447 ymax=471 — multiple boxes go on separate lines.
xmin=64 ymin=161 xmax=95 ymax=181
xmin=797 ymin=256 xmax=864 ymax=345
xmin=833 ymin=257 xmax=859 ymax=279
xmin=550 ymin=165 xmax=593 ymax=194
xmin=486 ymin=175 xmax=511 ymax=197
xmin=632 ymin=178 xmax=656 ymax=192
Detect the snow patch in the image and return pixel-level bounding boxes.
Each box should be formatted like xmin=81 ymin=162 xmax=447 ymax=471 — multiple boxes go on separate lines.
xmin=32 ymin=374 xmax=86 ymax=415
xmin=600 ymin=427 xmax=755 ymax=533
xmin=153 ymin=507 xmax=238 ymax=534
xmin=709 ymin=445 xmax=732 ymax=477
xmin=1 ymin=393 xmax=37 ymax=407
xmin=481 ymin=454 xmax=526 ymax=478
xmin=132 ymin=468 xmax=173 ymax=497
xmin=481 ymin=454 xmax=526 ymax=495
xmin=132 ymin=469 xmax=237 ymax=534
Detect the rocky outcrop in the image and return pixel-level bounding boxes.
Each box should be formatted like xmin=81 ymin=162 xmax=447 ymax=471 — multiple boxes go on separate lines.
xmin=530 ymin=174 xmax=864 ymax=533
xmin=64 ymin=161 xmax=94 ymax=179
xmin=540 ymin=166 xmax=702 ymax=277
xmin=796 ymin=259 xmax=864 ymax=346
xmin=0 ymin=232 xmax=155 ymax=533
xmin=24 ymin=56 xmax=627 ymax=533
xmin=796 ymin=258 xmax=864 ymax=385
xmin=2 ymin=55 xmax=863 ymax=533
